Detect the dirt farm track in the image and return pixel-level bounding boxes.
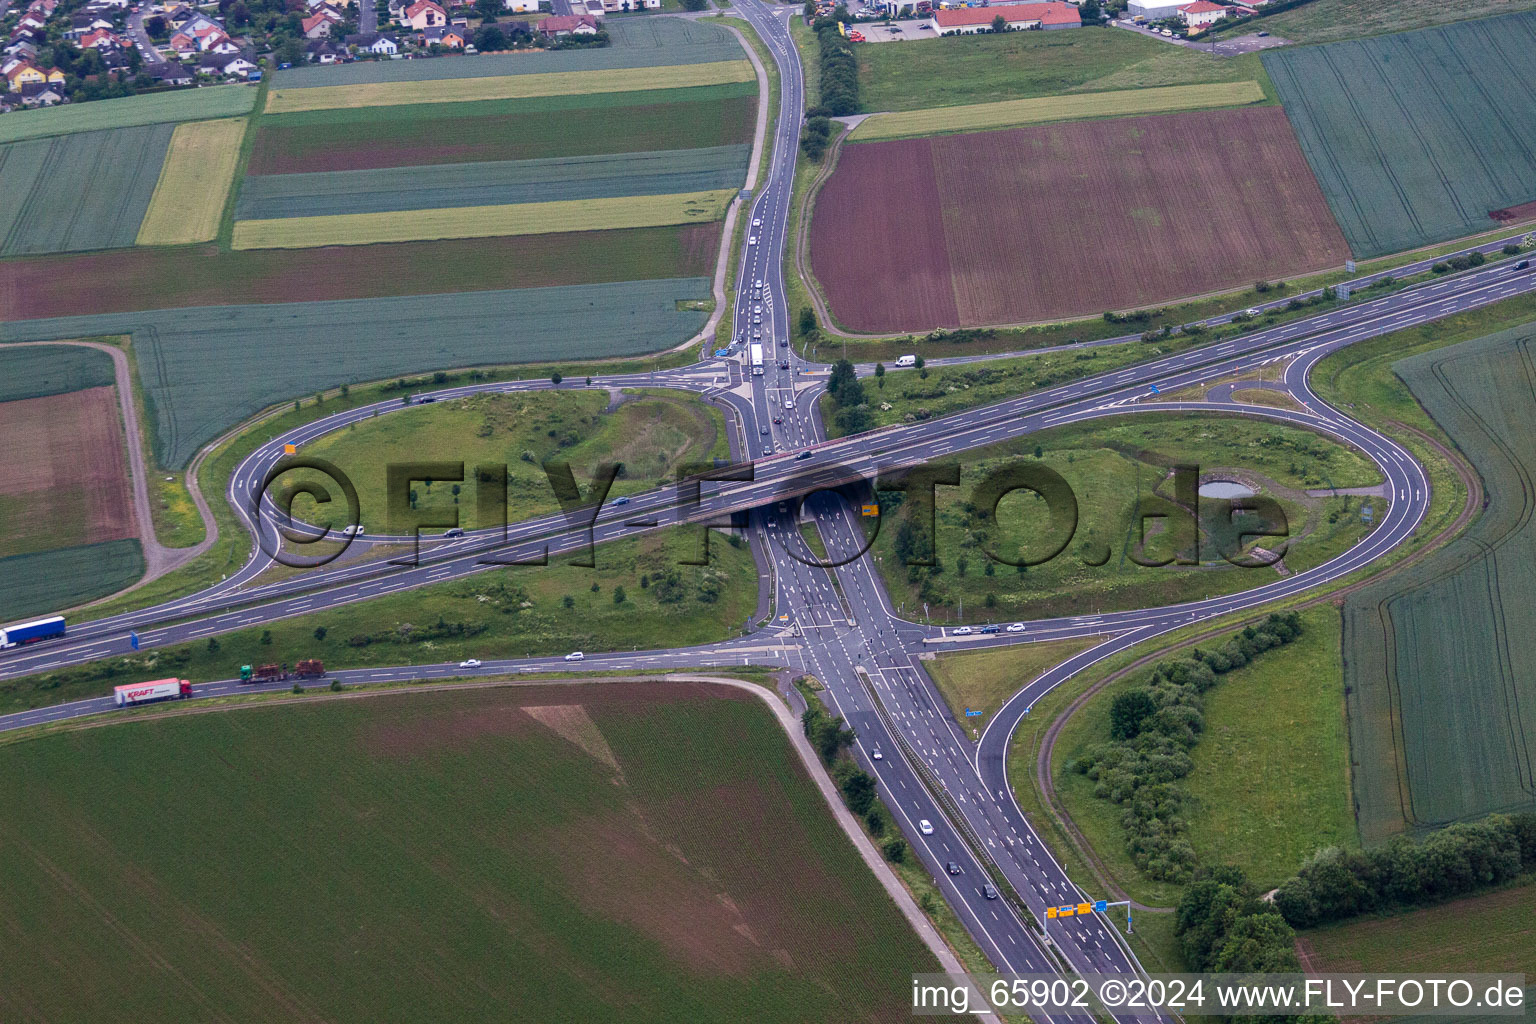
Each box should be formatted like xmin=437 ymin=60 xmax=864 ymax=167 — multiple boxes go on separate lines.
xmin=810 ymin=107 xmax=1350 ymax=332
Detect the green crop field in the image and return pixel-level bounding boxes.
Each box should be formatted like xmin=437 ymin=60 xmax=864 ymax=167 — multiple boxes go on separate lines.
xmin=274 ymin=17 xmax=744 ymax=88
xmin=0 ymin=278 xmax=712 ymax=468
xmin=0 ymin=345 xmax=114 ymax=402
xmin=851 ymin=81 xmax=1264 ymax=140
xmin=1299 ymin=878 xmax=1536 ymax=978
xmin=248 ymin=84 xmax=758 ymax=174
xmin=869 ymin=414 xmax=1380 ymax=623
xmin=278 ymin=390 xmax=729 ymax=528
xmin=0 ymin=85 xmax=255 ymax=144
xmin=232 ymin=189 xmax=735 ymax=249
xmin=1220 ymin=0 xmax=1536 ymax=44
xmin=0 ymin=125 xmax=173 ymax=256
xmin=1345 ymin=322 xmax=1536 ymax=841
xmin=1265 ymin=11 xmax=1536 ymax=258
xmin=856 ymin=26 xmax=1271 ymax=112
xmin=0 ymin=538 xmax=143 ymax=621
xmin=0 ymin=681 xmax=936 ymax=1021
xmin=235 ymin=144 xmax=750 ymax=220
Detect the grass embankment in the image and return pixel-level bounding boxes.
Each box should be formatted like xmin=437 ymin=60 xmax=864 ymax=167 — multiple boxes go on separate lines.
xmin=136 ymin=118 xmax=247 ymax=246
xmin=0 ymin=681 xmax=937 ymax=1021
xmin=924 ymin=638 xmax=1101 ymax=726
xmin=74 ymin=352 xmax=702 ymax=621
xmin=870 ymin=415 xmax=1378 ymax=623
xmin=233 ymin=189 xmax=736 ymax=249
xmin=851 ymin=80 xmax=1265 ymax=141
xmin=5 ymin=528 xmax=756 ymax=713
xmin=855 ymin=26 xmax=1275 ymax=112
xmin=279 ymin=388 xmax=728 ymax=529
xmin=265 ymin=60 xmax=755 ymax=113
xmin=1050 ymin=605 xmax=1353 ymax=907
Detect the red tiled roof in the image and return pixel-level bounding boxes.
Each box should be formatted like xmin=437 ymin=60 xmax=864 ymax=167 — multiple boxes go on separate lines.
xmin=1179 ymin=0 xmax=1226 ymax=11
xmin=933 ymin=2 xmax=1080 ymax=28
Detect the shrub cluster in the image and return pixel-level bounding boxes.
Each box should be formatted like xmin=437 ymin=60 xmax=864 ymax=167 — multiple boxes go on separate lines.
xmin=1071 ymin=613 xmax=1303 ymax=882
xmin=826 ymin=358 xmax=872 ymax=434
xmin=1175 ymin=866 xmax=1303 ymax=974
xmin=1431 ymin=251 xmax=1487 ymax=274
xmin=1274 ymin=812 xmax=1536 ymax=928
xmin=800 ymin=116 xmax=833 ymax=161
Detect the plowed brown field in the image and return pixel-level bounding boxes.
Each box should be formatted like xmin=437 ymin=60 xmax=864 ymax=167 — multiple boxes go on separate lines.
xmin=810 ymin=107 xmax=1349 ymax=332
xmin=0 ymin=387 xmax=135 ymax=558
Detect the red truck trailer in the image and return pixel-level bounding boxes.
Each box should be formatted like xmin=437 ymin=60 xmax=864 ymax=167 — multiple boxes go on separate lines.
xmin=113 ymin=679 xmax=192 ymax=707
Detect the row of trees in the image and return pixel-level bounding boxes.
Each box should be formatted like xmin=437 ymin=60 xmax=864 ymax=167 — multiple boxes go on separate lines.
xmin=807 ymin=7 xmax=859 ymax=117
xmin=1070 ymin=612 xmax=1304 ymax=882
xmin=801 ymin=686 xmax=909 ymax=862
xmin=1273 ymin=812 xmax=1536 ymax=928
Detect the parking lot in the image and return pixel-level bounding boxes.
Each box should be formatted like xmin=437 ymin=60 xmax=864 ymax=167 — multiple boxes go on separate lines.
xmin=1110 ymin=20 xmax=1290 ymax=55
xmin=852 ymin=18 xmax=936 ymax=42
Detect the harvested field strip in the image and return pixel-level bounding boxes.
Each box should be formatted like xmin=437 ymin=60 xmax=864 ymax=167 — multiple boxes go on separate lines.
xmin=265 ymin=60 xmax=755 ymax=114
xmin=0 ymin=345 xmax=114 ymax=403
xmin=0 ymin=538 xmax=143 ymax=620
xmin=247 ymin=85 xmax=757 ymax=174
xmin=0 ymin=277 xmax=714 ymax=467
xmin=1345 ymin=324 xmax=1536 ymax=840
xmin=0 ymin=86 xmax=255 ymax=144
xmin=811 ymin=107 xmax=1348 ymax=332
xmin=275 ymin=17 xmax=742 ymax=87
xmin=851 ymin=80 xmax=1265 ymax=141
xmin=0 ymin=125 xmax=173 ymax=256
xmin=0 ymin=387 xmax=137 ymax=559
xmin=235 ymin=144 xmax=750 ymax=220
xmin=136 ymin=118 xmax=247 ymax=246
xmin=1264 ymin=10 xmax=1536 ymax=258
xmin=232 ymin=189 xmax=736 ymax=250
xmin=0 ymin=225 xmax=722 ymax=320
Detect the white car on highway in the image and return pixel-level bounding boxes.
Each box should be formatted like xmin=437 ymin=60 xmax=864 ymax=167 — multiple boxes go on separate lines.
xmin=919 ymin=819 xmax=934 ymax=835
xmin=953 ymin=626 xmax=973 ymax=636
xmin=564 ymin=651 xmax=584 ymax=661
xmin=748 ymin=235 xmax=758 ymax=245
xmin=1007 ymin=622 xmax=1025 ymax=633
xmin=458 ymin=659 xmax=481 ymax=669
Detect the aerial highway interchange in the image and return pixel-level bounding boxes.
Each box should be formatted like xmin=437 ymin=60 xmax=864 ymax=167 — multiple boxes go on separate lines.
xmin=3 ymin=3 xmax=1536 ymax=1017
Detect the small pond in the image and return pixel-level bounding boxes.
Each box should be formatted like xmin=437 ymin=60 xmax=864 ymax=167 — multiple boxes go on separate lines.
xmin=1198 ymin=481 xmax=1256 ymax=499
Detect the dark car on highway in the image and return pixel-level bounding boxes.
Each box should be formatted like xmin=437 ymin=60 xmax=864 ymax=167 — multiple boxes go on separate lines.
xmin=947 ymin=862 xmax=962 ymax=875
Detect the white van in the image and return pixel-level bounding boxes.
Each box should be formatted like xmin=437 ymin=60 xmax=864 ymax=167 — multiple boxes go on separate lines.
xmin=894 ymin=354 xmax=917 ymax=368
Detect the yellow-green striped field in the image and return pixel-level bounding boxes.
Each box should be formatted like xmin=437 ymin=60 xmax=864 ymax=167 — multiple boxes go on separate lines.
xmin=137 ymin=118 xmax=247 ymax=245
xmin=265 ymin=60 xmax=755 ymax=114
xmin=851 ymin=80 xmax=1266 ymax=141
xmin=231 ymin=189 xmax=737 ymax=249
